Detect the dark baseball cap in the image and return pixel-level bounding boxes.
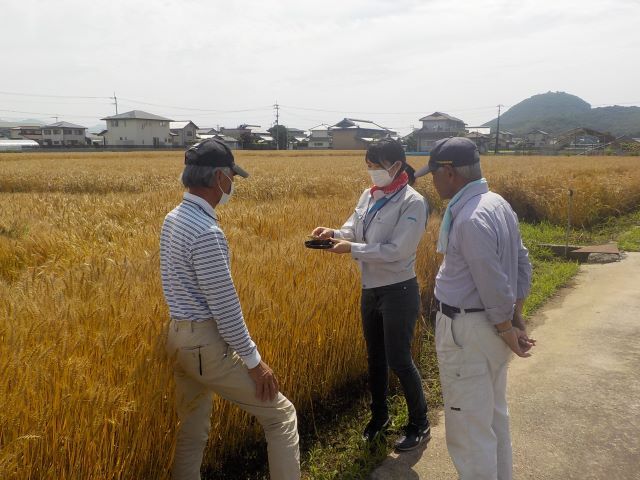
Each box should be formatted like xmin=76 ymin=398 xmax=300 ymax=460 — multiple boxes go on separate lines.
xmin=184 ymin=138 xmax=249 ymax=178
xmin=415 ymin=137 xmax=480 ymax=178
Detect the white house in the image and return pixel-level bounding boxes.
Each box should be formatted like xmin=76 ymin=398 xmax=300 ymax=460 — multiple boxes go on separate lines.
xmin=308 ymin=124 xmax=332 ymax=149
xmin=101 ymin=110 xmax=173 ymax=147
xmin=41 ymin=121 xmax=87 ymax=146
xmin=170 ymin=121 xmax=198 ymax=147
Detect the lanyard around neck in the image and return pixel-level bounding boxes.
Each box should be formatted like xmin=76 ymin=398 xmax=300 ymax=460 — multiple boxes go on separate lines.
xmin=362 ymin=186 xmax=405 ymax=240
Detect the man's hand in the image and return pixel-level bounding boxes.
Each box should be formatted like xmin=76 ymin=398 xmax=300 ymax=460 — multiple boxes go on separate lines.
xmin=248 ymin=361 xmax=279 ymax=402
xmin=511 ymin=310 xmax=536 ymax=352
xmin=311 ymin=227 xmax=334 ymax=239
xmin=499 ymin=328 xmax=533 ymax=358
xmin=515 ymin=327 xmax=536 ymax=353
xmin=327 ymin=238 xmax=352 ymax=254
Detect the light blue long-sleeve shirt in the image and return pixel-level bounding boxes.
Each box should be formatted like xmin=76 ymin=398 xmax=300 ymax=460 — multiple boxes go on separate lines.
xmin=434 ymin=182 xmax=532 ymax=325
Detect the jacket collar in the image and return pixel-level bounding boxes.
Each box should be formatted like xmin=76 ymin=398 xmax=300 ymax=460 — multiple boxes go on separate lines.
xmin=449 ymin=180 xmax=489 ymax=218
xmin=183 ymin=192 xmax=218 ymax=220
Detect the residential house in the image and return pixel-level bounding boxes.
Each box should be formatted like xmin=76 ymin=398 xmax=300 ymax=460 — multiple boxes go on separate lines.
xmin=554 ymin=127 xmax=615 ymax=150
xmin=197 ymin=127 xmax=219 ymax=138
xmin=219 ymin=124 xmax=264 ymax=148
xmin=170 ymin=121 xmax=198 ymax=147
xmin=195 ymin=128 xmax=239 ymax=150
xmin=308 ymin=124 xmax=332 ymax=149
xmin=487 ymin=130 xmax=515 ymax=150
xmin=330 ymin=118 xmax=394 ymax=150
xmin=415 ymin=112 xmax=466 ymax=151
xmin=286 ymin=127 xmax=309 ymax=149
xmin=525 ymin=129 xmax=551 ymax=148
xmin=251 ymin=127 xmax=275 ymax=147
xmin=9 ymin=125 xmax=43 ymax=142
xmin=101 ymin=110 xmax=173 ymax=147
xmin=219 ymin=124 xmax=259 ymax=140
xmin=466 ymin=127 xmax=492 ymax=152
xmin=41 ymin=121 xmax=87 ymax=146
xmin=214 ymin=134 xmax=239 ymax=150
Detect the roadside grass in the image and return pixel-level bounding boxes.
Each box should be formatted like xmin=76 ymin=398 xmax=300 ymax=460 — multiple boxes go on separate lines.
xmin=296 ymin=211 xmax=640 ymax=479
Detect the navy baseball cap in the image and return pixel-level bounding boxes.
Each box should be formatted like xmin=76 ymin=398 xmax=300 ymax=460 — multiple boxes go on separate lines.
xmin=184 ymin=138 xmax=249 ymax=178
xmin=415 ymin=137 xmax=480 ymax=178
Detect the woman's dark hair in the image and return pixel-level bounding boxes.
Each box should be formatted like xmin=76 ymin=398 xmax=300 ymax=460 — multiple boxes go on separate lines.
xmin=365 ymin=138 xmax=407 ymax=168
xmin=404 ymin=164 xmax=416 ymax=186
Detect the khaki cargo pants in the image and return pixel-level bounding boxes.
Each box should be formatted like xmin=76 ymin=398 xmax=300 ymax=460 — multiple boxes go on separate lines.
xmin=435 ymin=310 xmax=513 ymax=480
xmin=166 ymin=319 xmax=300 ymax=480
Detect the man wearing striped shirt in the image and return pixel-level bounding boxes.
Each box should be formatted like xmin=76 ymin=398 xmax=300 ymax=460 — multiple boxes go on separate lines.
xmin=161 ymin=138 xmax=300 ymax=480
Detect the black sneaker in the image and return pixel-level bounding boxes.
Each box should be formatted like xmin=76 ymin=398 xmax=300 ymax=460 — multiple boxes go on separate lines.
xmin=362 ymin=417 xmax=390 ymax=442
xmin=394 ymin=423 xmax=431 ymax=451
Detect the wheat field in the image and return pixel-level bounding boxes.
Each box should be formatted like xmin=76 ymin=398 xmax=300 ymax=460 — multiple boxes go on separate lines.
xmin=1 ymin=151 xmax=639 ymax=479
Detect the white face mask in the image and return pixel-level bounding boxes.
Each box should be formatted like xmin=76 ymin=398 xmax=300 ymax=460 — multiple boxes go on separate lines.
xmin=216 ymin=171 xmax=234 ymax=206
xmin=368 ymin=162 xmax=399 ymax=187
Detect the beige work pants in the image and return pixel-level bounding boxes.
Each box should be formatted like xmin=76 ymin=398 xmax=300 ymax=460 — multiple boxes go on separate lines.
xmin=166 ymin=319 xmax=300 ymax=480
xmin=435 ymin=310 xmax=513 ymax=480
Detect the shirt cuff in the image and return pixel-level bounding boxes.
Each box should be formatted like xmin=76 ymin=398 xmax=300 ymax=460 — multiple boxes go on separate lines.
xmin=241 ymin=349 xmax=262 ymax=369
xmin=350 ymin=242 xmax=367 ymax=261
xmin=485 ymin=304 xmax=515 ymax=325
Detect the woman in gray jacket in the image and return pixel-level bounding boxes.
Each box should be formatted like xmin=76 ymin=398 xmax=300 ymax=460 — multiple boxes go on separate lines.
xmin=311 ymin=138 xmax=430 ymax=451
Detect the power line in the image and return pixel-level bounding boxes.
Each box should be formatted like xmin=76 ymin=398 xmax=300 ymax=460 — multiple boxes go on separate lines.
xmin=0 ymin=108 xmax=104 ymax=119
xmin=117 ymin=96 xmax=273 ymax=113
xmin=279 ymin=104 xmax=501 ymax=115
xmin=0 ymin=90 xmax=112 ymax=100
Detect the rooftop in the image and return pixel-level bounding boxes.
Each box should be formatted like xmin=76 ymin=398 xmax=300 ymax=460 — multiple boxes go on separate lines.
xmin=101 ymin=110 xmax=173 ymax=121
xmin=170 ymin=121 xmax=198 ymax=130
xmin=419 ymin=111 xmax=465 ymax=123
xmin=43 ymin=121 xmax=86 ymax=129
xmin=331 ymin=118 xmax=392 ymax=132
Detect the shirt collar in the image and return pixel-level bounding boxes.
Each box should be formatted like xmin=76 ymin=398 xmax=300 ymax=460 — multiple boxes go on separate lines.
xmin=183 ymin=192 xmax=218 ymax=220
xmin=449 ymin=180 xmax=489 ymax=218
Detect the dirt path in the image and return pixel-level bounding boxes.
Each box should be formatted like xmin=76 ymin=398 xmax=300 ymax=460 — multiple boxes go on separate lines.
xmin=371 ymin=252 xmax=640 ymax=479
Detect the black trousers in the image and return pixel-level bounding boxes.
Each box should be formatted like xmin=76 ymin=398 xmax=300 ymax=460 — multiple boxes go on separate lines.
xmin=361 ymin=277 xmax=428 ymax=427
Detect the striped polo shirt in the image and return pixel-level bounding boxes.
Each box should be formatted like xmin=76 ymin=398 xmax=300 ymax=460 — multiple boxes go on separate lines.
xmin=160 ymin=192 xmax=261 ymax=369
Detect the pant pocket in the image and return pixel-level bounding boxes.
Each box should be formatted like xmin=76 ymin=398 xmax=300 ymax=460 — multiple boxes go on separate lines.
xmin=440 ymin=361 xmax=490 ymax=412
xmin=436 ymin=312 xmax=463 ymax=353
xmin=176 ymin=343 xmax=226 ymax=380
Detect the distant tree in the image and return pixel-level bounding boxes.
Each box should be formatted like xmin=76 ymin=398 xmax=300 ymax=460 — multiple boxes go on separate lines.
xmin=405 ymin=131 xmax=418 ymax=151
xmin=239 ymin=132 xmax=253 ymax=149
xmin=268 ymin=125 xmax=288 ymax=150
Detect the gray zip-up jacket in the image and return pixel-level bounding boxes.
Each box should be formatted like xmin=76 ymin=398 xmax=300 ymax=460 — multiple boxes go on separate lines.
xmin=334 ymin=185 xmax=429 ymax=289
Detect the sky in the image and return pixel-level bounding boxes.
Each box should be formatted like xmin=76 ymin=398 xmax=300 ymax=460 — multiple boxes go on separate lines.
xmin=2 ymin=0 xmax=639 ymax=134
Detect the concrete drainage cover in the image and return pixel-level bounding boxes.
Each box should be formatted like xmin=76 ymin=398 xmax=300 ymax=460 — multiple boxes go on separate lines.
xmin=587 ymin=253 xmax=622 ymax=264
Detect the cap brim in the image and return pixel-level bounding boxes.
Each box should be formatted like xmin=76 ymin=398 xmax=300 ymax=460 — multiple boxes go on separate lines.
xmin=231 ymin=164 xmax=249 ymax=178
xmin=414 ymin=163 xmax=436 ymax=178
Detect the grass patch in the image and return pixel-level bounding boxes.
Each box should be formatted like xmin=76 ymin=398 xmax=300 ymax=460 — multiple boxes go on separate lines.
xmin=617 ymin=226 xmax=640 ymax=252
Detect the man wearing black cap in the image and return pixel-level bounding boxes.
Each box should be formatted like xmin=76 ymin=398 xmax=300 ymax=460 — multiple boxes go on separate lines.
xmin=160 ymin=138 xmax=300 ymax=479
xmin=416 ymin=137 xmax=534 ymax=480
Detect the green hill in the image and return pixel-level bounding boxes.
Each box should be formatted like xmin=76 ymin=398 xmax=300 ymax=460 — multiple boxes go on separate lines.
xmin=484 ymin=91 xmax=640 ymax=137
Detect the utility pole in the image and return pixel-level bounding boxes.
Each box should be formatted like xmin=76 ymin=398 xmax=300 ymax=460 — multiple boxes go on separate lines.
xmin=274 ymin=101 xmax=280 ymax=150
xmin=494 ymin=104 xmax=503 ymax=155
xmin=52 ymin=115 xmax=59 ymax=123
xmin=112 ymin=92 xmax=119 ymax=115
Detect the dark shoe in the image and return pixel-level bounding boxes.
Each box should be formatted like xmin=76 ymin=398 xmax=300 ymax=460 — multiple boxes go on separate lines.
xmin=362 ymin=417 xmax=390 ymax=442
xmin=394 ymin=423 xmax=431 ymax=451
